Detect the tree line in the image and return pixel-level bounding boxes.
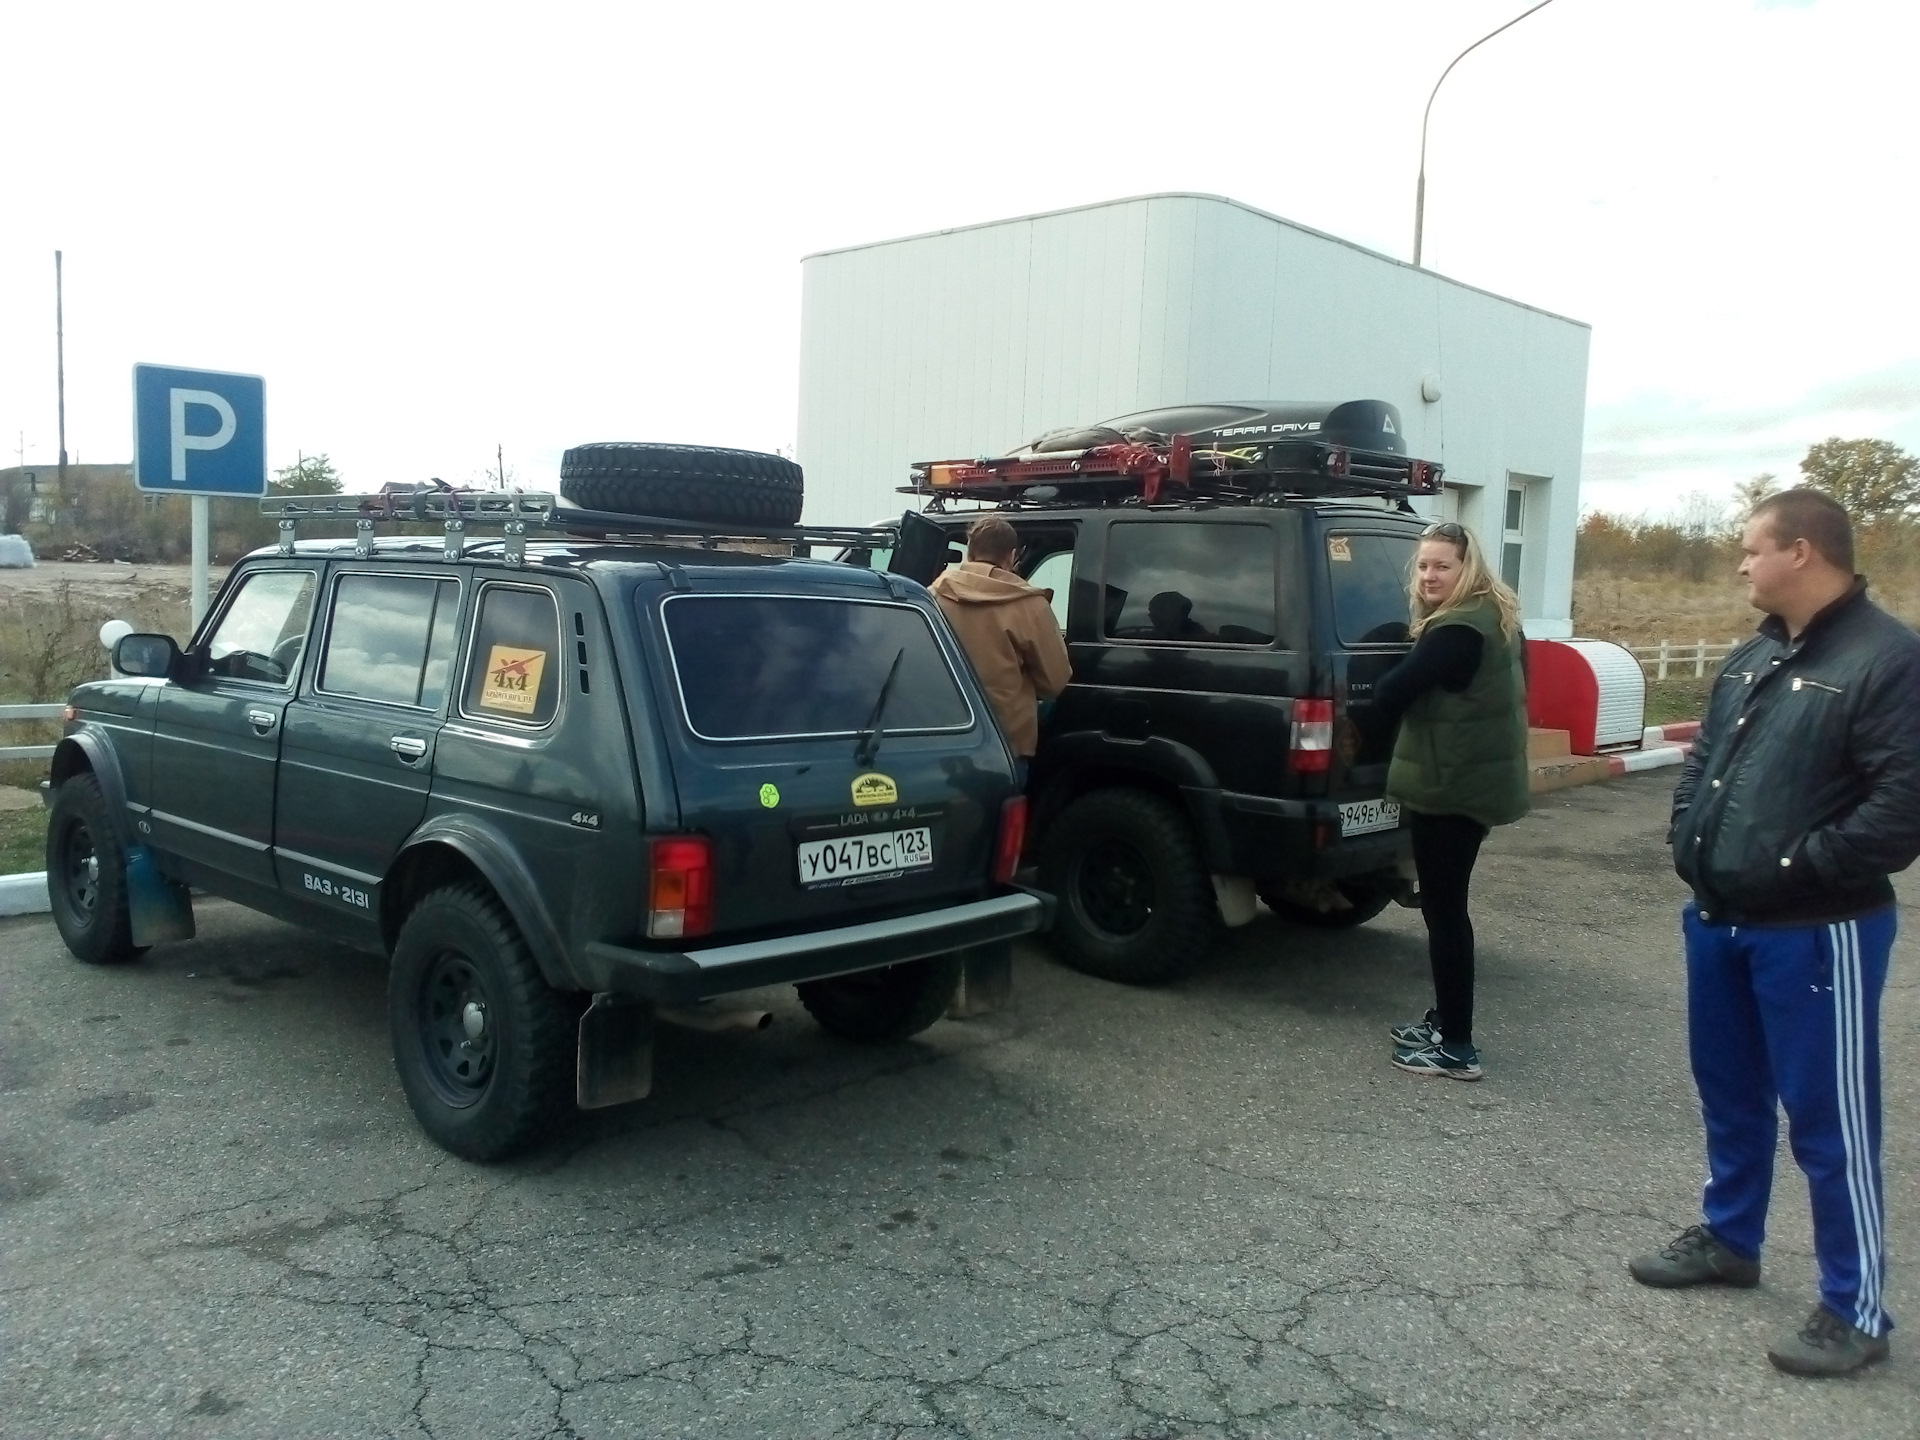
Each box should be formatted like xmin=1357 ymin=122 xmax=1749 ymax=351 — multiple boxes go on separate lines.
xmin=1577 ymin=438 xmax=1919 ymax=582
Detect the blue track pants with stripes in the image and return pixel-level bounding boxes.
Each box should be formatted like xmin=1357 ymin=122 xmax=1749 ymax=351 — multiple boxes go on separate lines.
xmin=1684 ymin=902 xmax=1894 ymax=1337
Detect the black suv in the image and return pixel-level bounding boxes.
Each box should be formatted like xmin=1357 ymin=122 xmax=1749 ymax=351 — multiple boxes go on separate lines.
xmin=873 ymin=400 xmax=1434 ymax=984
xmin=41 ymin=446 xmax=1047 ymax=1160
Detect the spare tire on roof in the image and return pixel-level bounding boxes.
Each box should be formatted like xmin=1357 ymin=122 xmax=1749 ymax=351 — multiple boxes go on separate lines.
xmin=558 ymin=442 xmax=803 ymax=527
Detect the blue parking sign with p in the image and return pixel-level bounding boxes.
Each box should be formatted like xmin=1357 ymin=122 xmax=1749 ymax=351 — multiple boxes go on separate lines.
xmin=133 ymin=364 xmax=266 ymax=497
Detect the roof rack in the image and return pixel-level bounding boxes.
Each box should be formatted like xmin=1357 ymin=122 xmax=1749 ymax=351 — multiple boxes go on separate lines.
xmin=260 ymin=489 xmax=895 ymax=566
xmin=904 ymin=435 xmax=1442 ymax=510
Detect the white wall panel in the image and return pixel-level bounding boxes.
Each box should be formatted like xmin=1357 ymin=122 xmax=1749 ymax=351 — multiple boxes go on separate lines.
xmin=797 ymin=193 xmax=1590 ymax=631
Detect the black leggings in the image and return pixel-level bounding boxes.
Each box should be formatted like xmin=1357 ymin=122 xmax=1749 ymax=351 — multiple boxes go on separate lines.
xmin=1410 ymin=811 xmax=1489 ymax=1047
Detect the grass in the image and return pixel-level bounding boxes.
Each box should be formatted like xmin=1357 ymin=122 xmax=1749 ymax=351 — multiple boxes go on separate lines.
xmin=0 ymin=804 xmax=44 ymax=875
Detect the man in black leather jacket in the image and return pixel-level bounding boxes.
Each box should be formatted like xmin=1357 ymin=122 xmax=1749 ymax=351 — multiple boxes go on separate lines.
xmin=1627 ymin=489 xmax=1920 ymax=1375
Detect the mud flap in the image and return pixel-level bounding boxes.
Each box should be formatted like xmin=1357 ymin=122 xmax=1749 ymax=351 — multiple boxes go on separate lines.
xmin=946 ymin=940 xmax=1013 ymax=1019
xmin=126 ymin=846 xmax=194 ymax=947
xmin=577 ymin=993 xmax=653 ymax=1110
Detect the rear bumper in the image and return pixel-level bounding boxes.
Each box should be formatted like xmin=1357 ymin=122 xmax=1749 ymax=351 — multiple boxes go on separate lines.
xmin=584 ymin=889 xmax=1054 ymax=1003
xmin=1187 ymin=787 xmax=1411 ymax=881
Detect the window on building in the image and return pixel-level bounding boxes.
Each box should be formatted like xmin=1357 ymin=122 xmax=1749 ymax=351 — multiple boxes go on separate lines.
xmin=319 ymin=574 xmax=461 ymax=709
xmin=461 ymin=585 xmax=563 ymax=727
xmin=1102 ymin=522 xmax=1277 ymax=646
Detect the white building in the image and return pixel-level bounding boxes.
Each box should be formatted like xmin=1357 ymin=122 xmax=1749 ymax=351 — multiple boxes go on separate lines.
xmin=796 ymin=192 xmax=1589 ymax=637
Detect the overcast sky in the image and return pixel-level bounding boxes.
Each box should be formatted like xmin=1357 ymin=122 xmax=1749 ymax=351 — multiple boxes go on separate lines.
xmin=2 ymin=0 xmax=1914 ymax=520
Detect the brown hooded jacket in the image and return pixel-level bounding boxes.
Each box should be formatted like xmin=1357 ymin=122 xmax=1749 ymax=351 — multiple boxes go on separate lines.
xmin=928 ymin=561 xmax=1072 ymax=757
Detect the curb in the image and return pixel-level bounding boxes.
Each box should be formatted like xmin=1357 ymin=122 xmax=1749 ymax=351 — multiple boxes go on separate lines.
xmin=1643 ymin=722 xmax=1700 ymax=746
xmin=0 ymin=871 xmax=50 ymax=917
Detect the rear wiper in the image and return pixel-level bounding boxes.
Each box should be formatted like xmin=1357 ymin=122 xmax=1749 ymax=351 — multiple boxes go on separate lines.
xmin=854 ymin=647 xmax=906 ymax=768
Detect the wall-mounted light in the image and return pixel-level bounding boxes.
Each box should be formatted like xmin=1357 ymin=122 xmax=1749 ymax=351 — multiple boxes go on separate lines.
xmin=1420 ymin=376 xmax=1443 ymax=404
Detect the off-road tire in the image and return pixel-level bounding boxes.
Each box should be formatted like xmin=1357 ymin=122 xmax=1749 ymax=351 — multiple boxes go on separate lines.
xmin=559 ymin=443 xmax=804 ymax=527
xmin=797 ymin=954 xmax=964 ymax=1042
xmin=388 ymin=883 xmax=577 ymax=1161
xmin=46 ymin=773 xmax=142 ymax=966
xmin=1039 ymin=788 xmax=1216 ymax=984
xmin=1259 ymin=879 xmax=1394 ymax=929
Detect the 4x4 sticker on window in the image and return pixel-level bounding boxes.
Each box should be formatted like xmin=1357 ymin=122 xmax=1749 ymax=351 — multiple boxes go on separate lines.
xmin=1327 ymin=536 xmax=1353 ymax=563
xmin=479 ymin=645 xmax=547 ymax=715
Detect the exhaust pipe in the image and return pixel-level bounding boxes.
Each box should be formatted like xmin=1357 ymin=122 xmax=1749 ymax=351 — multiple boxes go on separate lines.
xmin=657 ymin=1005 xmax=774 ymax=1034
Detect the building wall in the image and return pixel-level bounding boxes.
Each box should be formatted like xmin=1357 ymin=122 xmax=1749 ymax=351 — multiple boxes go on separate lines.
xmin=797 ymin=193 xmax=1590 ymax=635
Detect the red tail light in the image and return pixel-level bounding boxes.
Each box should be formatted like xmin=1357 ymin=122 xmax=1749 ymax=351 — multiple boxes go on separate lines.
xmin=993 ymin=795 xmax=1028 ymax=886
xmin=1290 ymin=698 xmax=1334 ymax=773
xmin=648 ymin=836 xmax=713 ymax=940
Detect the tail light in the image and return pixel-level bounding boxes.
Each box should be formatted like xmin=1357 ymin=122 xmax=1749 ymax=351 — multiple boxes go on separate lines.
xmin=992 ymin=795 xmax=1028 ymax=886
xmin=1290 ymin=699 xmax=1334 ymax=773
xmin=648 ymin=836 xmax=713 ymax=940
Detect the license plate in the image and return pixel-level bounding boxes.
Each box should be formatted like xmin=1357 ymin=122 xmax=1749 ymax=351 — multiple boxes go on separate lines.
xmin=1338 ymin=799 xmax=1401 ymax=837
xmin=796 ymin=826 xmax=934 ymax=887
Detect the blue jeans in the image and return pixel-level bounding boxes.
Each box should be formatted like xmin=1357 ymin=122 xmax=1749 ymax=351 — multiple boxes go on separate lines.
xmin=1684 ymin=902 xmax=1895 ymax=1335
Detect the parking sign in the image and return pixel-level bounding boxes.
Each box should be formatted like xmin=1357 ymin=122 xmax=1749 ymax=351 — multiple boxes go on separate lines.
xmin=133 ymin=364 xmax=266 ymax=497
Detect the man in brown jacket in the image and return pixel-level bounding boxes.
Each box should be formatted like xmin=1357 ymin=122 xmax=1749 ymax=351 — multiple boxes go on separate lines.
xmin=928 ymin=516 xmax=1072 ymax=782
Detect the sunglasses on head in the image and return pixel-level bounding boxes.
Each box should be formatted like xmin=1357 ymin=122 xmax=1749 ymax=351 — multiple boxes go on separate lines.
xmin=1423 ymin=522 xmax=1466 ymax=541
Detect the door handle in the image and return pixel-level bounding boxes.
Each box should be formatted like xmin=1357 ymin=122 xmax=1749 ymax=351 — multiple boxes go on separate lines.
xmin=389 ymin=735 xmax=428 ymax=760
xmin=246 ymin=708 xmax=276 ymax=733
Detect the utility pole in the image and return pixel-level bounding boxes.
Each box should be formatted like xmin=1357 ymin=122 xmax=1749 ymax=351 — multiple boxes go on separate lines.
xmin=1412 ymin=0 xmax=1560 ymax=268
xmin=54 ymin=251 xmax=68 ymax=490
xmin=496 ymin=443 xmax=506 ymax=490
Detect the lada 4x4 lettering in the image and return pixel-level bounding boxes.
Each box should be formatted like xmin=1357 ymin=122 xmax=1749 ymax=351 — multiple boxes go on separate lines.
xmin=42 ymin=444 xmax=1048 ymax=1161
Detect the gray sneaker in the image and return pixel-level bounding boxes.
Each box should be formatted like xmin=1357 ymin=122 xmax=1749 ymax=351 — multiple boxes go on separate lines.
xmin=1767 ymin=1306 xmax=1889 ymax=1376
xmin=1389 ymin=1009 xmax=1441 ymax=1048
xmin=1391 ymin=1040 xmax=1481 ymax=1080
xmin=1628 ymin=1225 xmax=1760 ymax=1289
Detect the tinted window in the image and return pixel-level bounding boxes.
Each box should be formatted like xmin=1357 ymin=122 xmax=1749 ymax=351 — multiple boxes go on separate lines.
xmin=320 ymin=574 xmax=460 ymax=708
xmin=1328 ymin=532 xmax=1416 ymax=645
xmin=1103 ymin=523 xmax=1275 ymax=645
xmin=662 ymin=596 xmax=971 ymax=741
xmin=1025 ymin=550 xmax=1073 ymax=628
xmin=202 ymin=570 xmax=316 ymax=685
xmin=461 ymin=585 xmax=563 ymax=726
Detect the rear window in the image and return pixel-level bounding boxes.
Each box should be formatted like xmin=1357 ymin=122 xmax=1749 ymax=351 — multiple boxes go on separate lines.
xmin=660 ymin=596 xmax=972 ymax=742
xmin=1328 ymin=532 xmax=1416 ymax=645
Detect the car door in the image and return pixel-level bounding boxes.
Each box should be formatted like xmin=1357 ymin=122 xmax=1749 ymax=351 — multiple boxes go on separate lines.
xmin=146 ymin=564 xmax=319 ymax=890
xmin=273 ymin=568 xmax=464 ymax=918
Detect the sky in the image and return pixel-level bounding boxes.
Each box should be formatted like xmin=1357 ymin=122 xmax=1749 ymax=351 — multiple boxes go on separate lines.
xmin=2 ymin=0 xmax=1915 ymax=521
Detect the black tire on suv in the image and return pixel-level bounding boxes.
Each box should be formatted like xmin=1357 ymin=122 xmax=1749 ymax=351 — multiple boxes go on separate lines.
xmin=1259 ymin=880 xmax=1394 ymax=929
xmin=796 ymin=953 xmax=965 ymax=1042
xmin=387 ymin=884 xmax=578 ymax=1161
xmin=559 ymin=443 xmax=804 ymax=527
xmin=1039 ymin=789 xmax=1217 ymax=985
xmin=45 ymin=773 xmax=143 ymax=966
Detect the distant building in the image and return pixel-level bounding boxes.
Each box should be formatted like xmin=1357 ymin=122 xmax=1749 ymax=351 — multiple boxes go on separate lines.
xmin=0 ymin=463 xmax=135 ymax=526
xmin=797 ymin=193 xmax=1590 ymax=637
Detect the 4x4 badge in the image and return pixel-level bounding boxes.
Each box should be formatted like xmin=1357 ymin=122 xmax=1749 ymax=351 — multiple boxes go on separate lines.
xmin=851 ymin=772 xmax=898 ymax=807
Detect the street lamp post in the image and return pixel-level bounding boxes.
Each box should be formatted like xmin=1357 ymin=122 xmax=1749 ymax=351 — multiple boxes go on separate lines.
xmin=1412 ymin=0 xmax=1561 ymax=268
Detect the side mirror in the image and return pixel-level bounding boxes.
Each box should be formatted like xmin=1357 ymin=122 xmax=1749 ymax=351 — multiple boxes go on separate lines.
xmin=114 ymin=633 xmax=183 ymax=680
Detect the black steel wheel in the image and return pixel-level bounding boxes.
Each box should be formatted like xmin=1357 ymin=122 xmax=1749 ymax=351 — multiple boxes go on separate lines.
xmin=1259 ymin=879 xmax=1395 ymax=930
xmin=45 ymin=773 xmax=142 ymax=966
xmin=388 ymin=884 xmax=577 ymax=1161
xmin=1038 ymin=788 xmax=1216 ymax=985
xmin=797 ymin=954 xmax=963 ymax=1042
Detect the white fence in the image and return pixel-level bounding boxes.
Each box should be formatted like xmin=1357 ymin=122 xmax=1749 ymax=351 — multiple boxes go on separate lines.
xmin=0 ymin=704 xmax=64 ymax=763
xmin=1626 ymin=639 xmax=1743 ymax=681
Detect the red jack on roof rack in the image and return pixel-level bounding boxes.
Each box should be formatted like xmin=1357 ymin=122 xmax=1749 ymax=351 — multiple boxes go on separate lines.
xmin=905 ymin=399 xmax=1443 ymax=510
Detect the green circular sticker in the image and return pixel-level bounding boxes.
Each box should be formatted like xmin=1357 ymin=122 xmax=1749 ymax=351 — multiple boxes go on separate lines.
xmin=759 ymin=783 xmax=780 ymax=809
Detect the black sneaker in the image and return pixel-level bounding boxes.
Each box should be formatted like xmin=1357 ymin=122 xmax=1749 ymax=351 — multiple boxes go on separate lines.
xmin=1767 ymin=1305 xmax=1889 ymax=1376
xmin=1389 ymin=1010 xmax=1441 ymax=1048
xmin=1627 ymin=1225 xmax=1760 ymax=1289
xmin=1391 ymin=1041 xmax=1481 ymax=1080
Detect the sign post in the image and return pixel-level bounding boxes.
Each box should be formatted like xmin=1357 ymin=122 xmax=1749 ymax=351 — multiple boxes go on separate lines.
xmin=132 ymin=364 xmax=266 ymax=627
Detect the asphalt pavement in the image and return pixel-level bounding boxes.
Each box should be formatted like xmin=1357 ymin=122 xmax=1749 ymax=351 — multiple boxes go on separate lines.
xmin=2 ymin=771 xmax=1915 ymax=1439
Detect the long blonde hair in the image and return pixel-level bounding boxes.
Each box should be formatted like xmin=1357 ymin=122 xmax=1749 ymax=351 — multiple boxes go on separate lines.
xmin=1408 ymin=522 xmax=1523 ymax=639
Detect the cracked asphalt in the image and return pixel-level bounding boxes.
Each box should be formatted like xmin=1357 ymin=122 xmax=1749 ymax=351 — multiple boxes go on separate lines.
xmin=2 ymin=771 xmax=1915 ymax=1439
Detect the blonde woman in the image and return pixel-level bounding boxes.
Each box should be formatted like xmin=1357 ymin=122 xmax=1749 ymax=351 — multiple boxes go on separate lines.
xmin=1365 ymin=521 xmax=1530 ymax=1079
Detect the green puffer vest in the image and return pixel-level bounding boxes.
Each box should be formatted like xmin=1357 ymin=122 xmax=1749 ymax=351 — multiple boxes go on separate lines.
xmin=1385 ymin=596 xmax=1530 ymax=828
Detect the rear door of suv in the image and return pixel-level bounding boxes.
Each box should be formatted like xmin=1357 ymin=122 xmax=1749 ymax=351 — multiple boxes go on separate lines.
xmin=1313 ymin=516 xmax=1421 ymax=830
xmin=640 ymin=566 xmax=1015 ymax=939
